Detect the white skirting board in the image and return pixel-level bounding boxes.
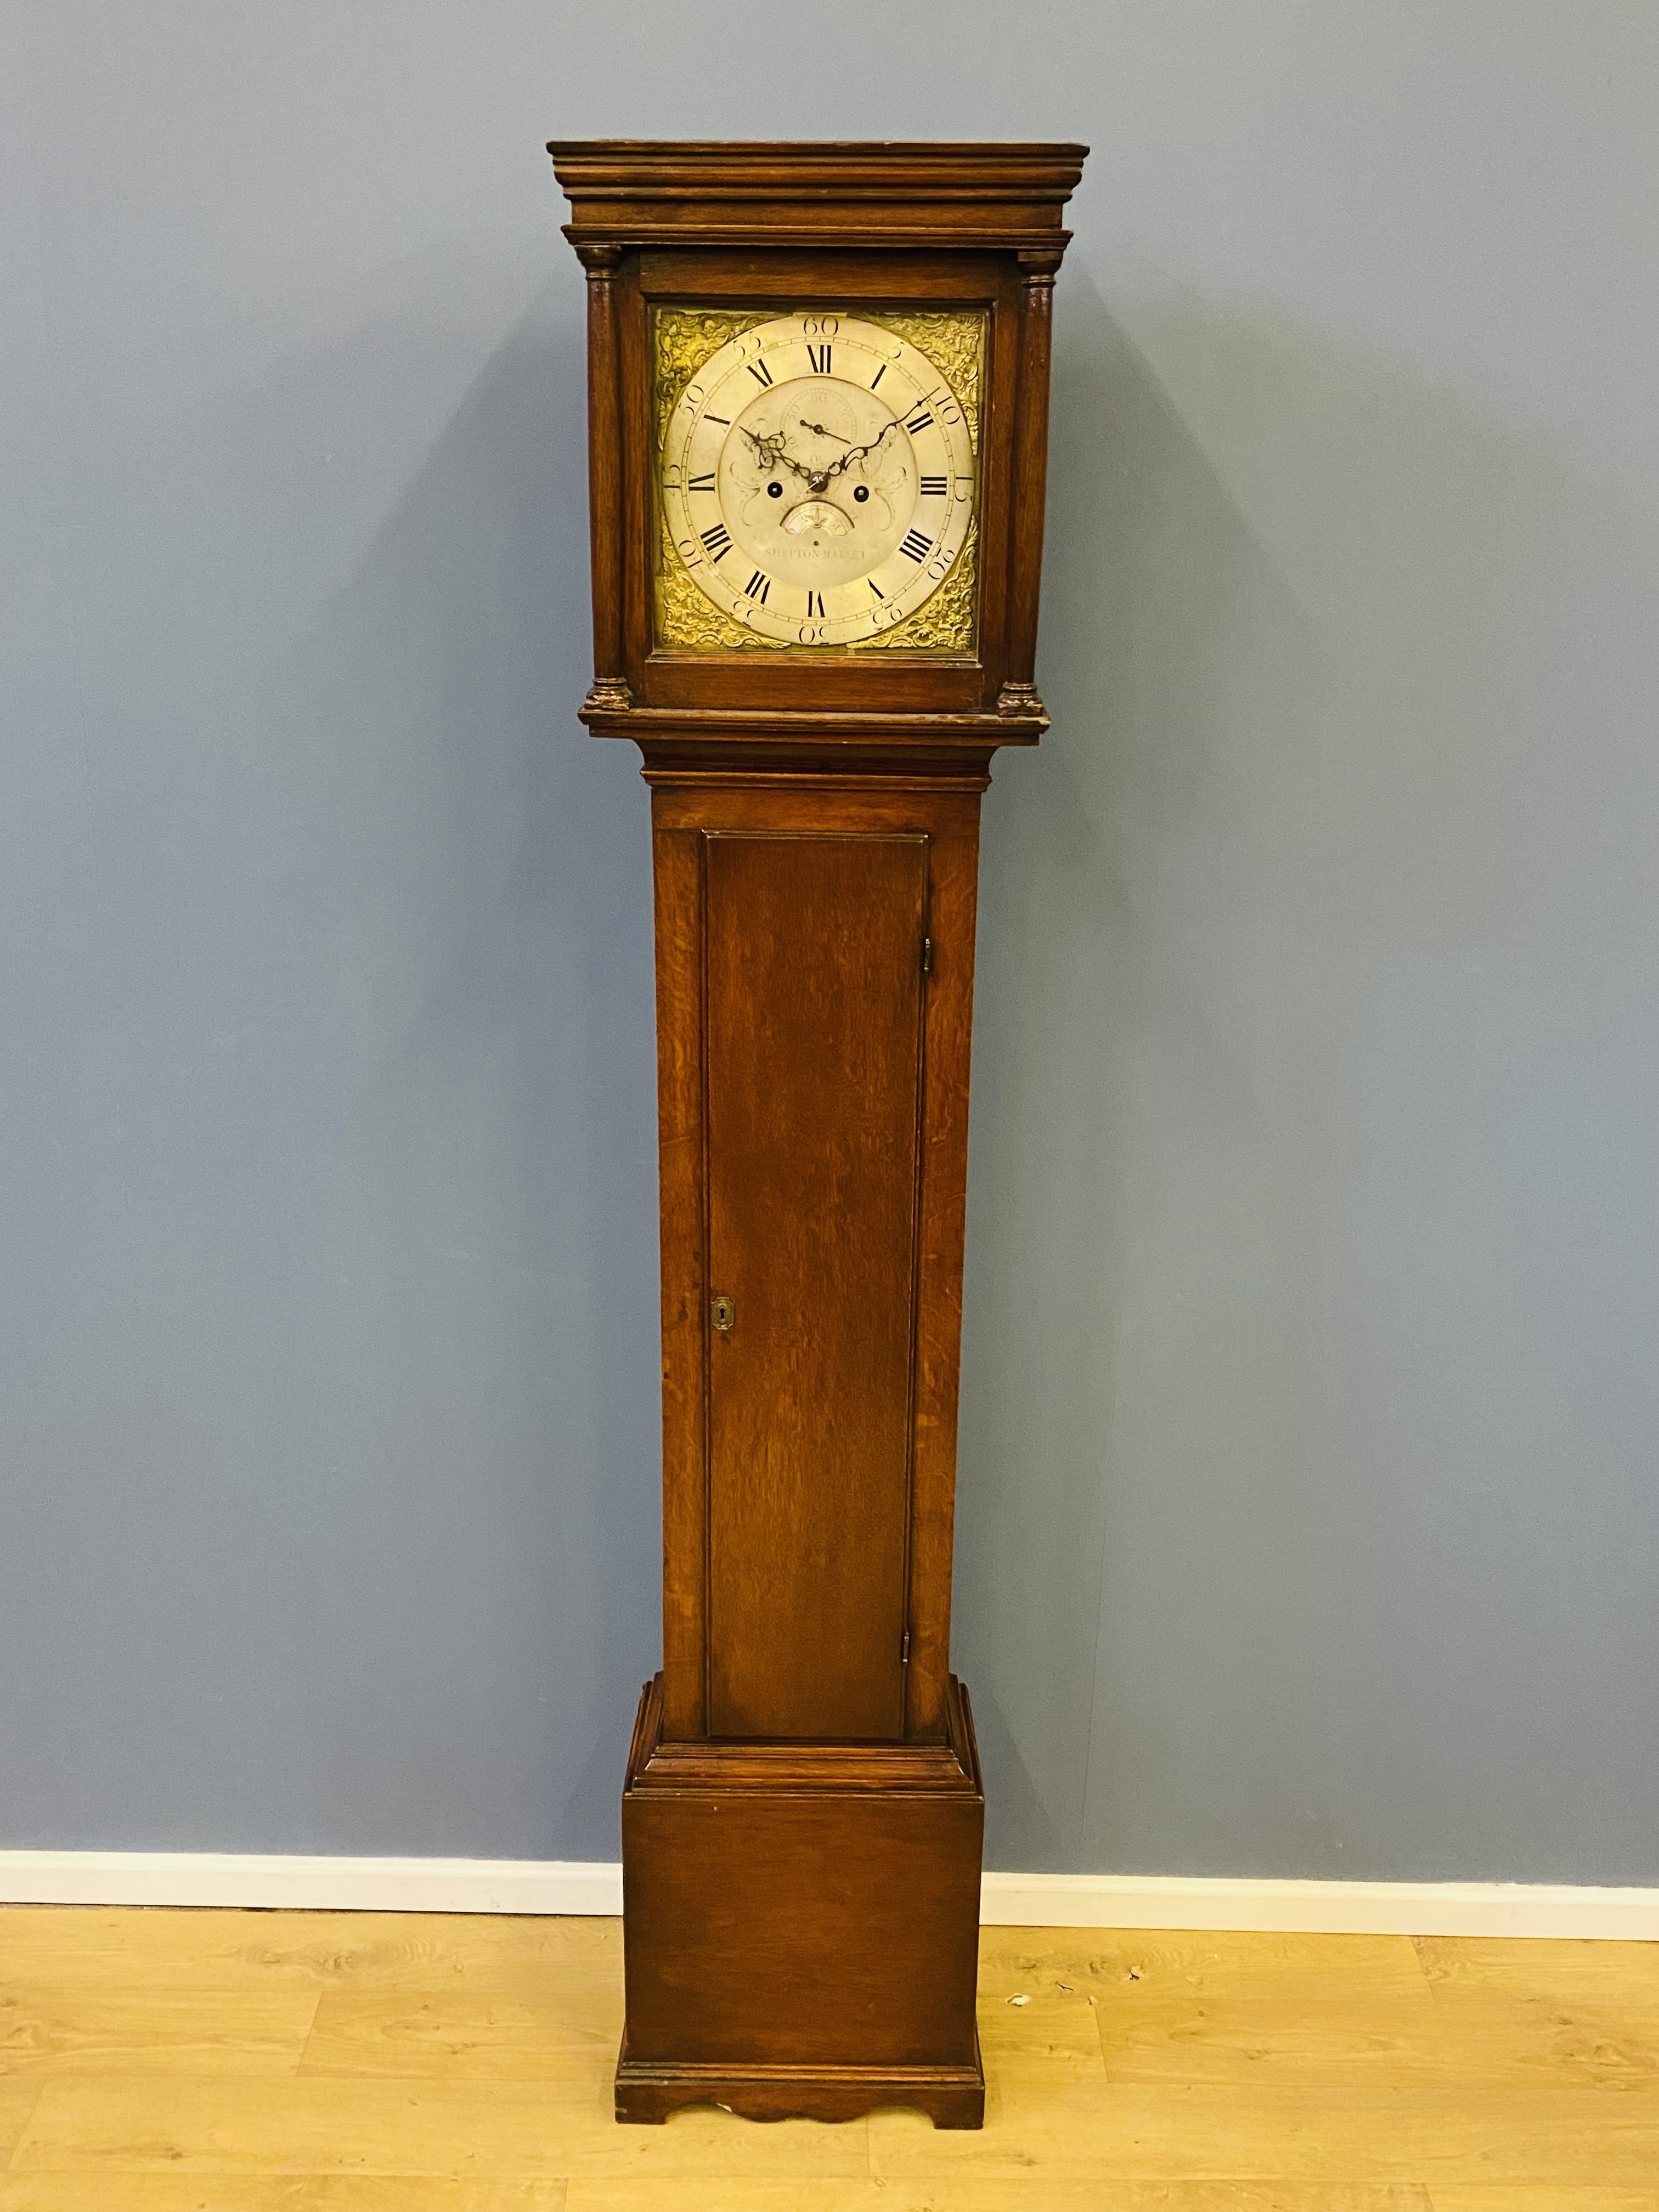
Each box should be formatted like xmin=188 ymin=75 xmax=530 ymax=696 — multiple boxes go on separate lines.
xmin=979 ymin=1871 xmax=1659 ymax=1940
xmin=1 ymin=1853 xmax=1656 ymax=1939
xmin=0 ymin=1854 xmax=624 ymax=1918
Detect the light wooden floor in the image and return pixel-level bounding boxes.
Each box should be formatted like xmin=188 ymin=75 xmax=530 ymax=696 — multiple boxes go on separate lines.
xmin=0 ymin=1908 xmax=1656 ymax=2207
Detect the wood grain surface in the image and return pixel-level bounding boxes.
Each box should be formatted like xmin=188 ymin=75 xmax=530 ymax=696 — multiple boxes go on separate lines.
xmin=646 ymin=781 xmax=988 ymax=1750
xmin=554 ymin=146 xmax=1079 ymax=730
xmin=704 ymin=833 xmax=927 ymax=1740
xmin=2 ymin=1906 xmax=1656 ymax=2201
xmin=617 ymin=1675 xmax=983 ymax=2121
xmin=552 ymin=140 xmax=1087 ymax=2118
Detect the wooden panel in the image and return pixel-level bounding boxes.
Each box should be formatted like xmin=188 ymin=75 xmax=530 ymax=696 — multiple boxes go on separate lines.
xmin=901 ymin=799 xmax=980 ymax=1736
xmin=649 ymin=818 xmax=708 ymax=1738
xmin=621 ymin=1688 xmax=983 ymax=2081
xmin=651 ymin=783 xmax=983 ymax=837
xmin=704 ymin=831 xmax=927 ymax=1740
xmin=647 ymin=777 xmax=984 ymax=1746
xmin=637 ymin=249 xmax=1008 ymax=301
xmin=638 ymin=659 xmax=987 ymax=718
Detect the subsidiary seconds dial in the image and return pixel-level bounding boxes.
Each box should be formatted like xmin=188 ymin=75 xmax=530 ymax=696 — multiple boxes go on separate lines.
xmin=659 ymin=312 xmax=977 ymax=647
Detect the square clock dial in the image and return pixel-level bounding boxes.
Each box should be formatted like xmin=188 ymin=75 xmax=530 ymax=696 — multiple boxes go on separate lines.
xmin=654 ymin=309 xmax=984 ymax=653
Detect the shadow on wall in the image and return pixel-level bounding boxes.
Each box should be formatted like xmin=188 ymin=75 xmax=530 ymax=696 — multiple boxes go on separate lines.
xmin=0 ymin=256 xmax=662 ymax=1860
xmin=955 ymin=274 xmax=1658 ymax=1880
xmin=953 ymin=272 xmax=1294 ymax=1875
xmin=272 ymin=274 xmax=663 ymax=1857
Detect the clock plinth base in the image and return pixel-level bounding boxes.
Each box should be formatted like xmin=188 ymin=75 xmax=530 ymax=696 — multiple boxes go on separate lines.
xmin=616 ymin=1674 xmax=986 ymax=2129
xmin=619 ymin=2035 xmax=986 ymax=2123
xmin=614 ymin=2045 xmax=985 ymax=2129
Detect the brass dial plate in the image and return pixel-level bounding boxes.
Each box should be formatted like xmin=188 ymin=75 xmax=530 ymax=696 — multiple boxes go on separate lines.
xmin=652 ymin=307 xmax=984 ymax=656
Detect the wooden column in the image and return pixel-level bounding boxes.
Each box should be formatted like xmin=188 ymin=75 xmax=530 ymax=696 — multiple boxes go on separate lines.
xmin=998 ymin=252 xmax=1061 ymax=719
xmin=576 ymin=244 xmax=629 ymax=713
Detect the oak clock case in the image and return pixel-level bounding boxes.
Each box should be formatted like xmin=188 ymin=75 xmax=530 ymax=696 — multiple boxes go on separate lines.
xmin=551 ymin=138 xmax=1085 ymax=2132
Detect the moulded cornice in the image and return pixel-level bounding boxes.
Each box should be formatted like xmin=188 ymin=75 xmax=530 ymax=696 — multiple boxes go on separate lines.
xmin=548 ymin=138 xmax=1087 ymax=256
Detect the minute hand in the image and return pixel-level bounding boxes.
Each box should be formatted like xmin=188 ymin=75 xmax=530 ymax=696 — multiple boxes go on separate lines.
xmin=824 ymin=419 xmax=903 ymax=479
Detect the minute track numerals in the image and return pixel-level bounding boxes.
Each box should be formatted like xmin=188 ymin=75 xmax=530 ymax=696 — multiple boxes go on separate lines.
xmin=659 ymin=311 xmax=978 ymax=648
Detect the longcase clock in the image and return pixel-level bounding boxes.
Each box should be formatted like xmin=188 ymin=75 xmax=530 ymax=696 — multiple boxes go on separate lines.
xmin=549 ymin=139 xmax=1086 ymax=2129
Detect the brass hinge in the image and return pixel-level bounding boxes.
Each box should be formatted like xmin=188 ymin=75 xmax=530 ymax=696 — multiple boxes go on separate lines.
xmin=921 ymin=936 xmax=933 ymax=975
xmin=901 ymin=1629 xmax=911 ymax=1664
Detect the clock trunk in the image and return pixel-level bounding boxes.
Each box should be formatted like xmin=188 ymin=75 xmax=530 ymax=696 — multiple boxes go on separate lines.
xmin=704 ymin=830 xmax=926 ymax=1741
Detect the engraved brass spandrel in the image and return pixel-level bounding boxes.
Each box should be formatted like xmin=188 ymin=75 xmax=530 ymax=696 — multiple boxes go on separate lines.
xmin=850 ymin=516 xmax=978 ymax=655
xmin=865 ymin=311 xmax=983 ymax=455
xmin=652 ymin=309 xmax=774 ymax=462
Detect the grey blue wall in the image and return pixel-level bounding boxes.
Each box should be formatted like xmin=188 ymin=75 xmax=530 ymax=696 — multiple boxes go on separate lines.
xmin=3 ymin=3 xmax=1654 ymax=1879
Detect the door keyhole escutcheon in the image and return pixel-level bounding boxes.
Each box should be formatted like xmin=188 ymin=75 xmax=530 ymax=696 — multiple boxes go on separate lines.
xmin=710 ymin=1294 xmax=736 ymax=1333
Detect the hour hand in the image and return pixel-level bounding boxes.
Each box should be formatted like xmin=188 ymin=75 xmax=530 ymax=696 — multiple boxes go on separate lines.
xmin=741 ymin=425 xmax=815 ymax=482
